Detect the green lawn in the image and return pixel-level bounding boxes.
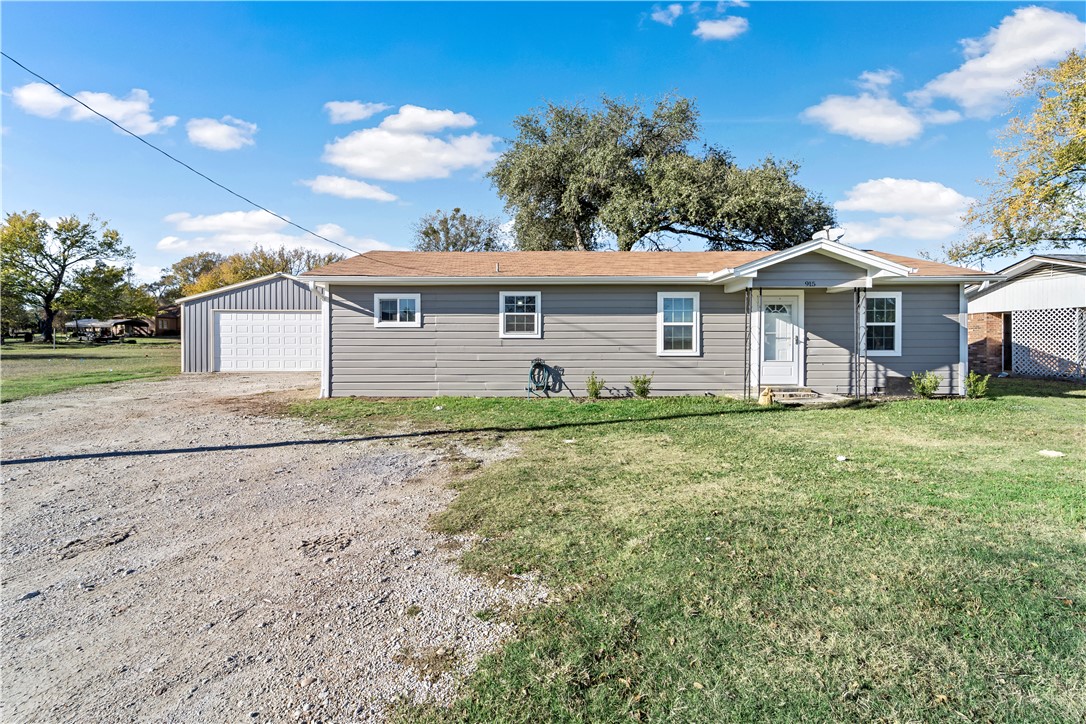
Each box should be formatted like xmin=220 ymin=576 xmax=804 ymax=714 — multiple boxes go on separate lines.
xmin=291 ymin=380 xmax=1086 ymax=722
xmin=0 ymin=338 xmax=181 ymax=402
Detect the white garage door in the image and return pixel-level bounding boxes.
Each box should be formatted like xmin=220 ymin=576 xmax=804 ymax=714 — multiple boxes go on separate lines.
xmin=214 ymin=311 xmax=322 ymax=372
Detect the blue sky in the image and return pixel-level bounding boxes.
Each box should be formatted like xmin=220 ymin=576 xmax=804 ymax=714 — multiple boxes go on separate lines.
xmin=3 ymin=1 xmax=1084 ymax=279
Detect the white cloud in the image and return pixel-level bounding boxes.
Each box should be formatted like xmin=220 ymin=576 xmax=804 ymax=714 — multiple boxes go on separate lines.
xmin=836 ymin=178 xmax=975 ymax=245
xmin=693 ymin=16 xmax=749 ymax=40
xmin=130 ymin=262 xmax=163 ymax=284
xmin=300 ymin=175 xmax=398 ymax=202
xmin=324 ymin=100 xmax=390 ymax=124
xmin=186 ymin=116 xmax=258 ymax=151
xmin=11 ymin=82 xmax=177 ymax=135
xmin=909 ymin=6 xmax=1086 ymax=118
xmin=857 ymin=69 xmax=900 ymax=93
xmin=378 ymin=104 xmax=477 ymax=133
xmin=651 ymin=4 xmax=683 ymax=26
xmin=323 ymin=127 xmax=500 ymax=182
xmin=801 ymin=94 xmax=923 ymax=145
xmin=156 ymin=210 xmax=393 ymax=255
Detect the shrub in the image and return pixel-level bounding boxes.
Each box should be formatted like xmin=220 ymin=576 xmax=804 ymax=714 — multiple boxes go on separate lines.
xmin=585 ymin=372 xmax=605 ymax=400
xmin=909 ymin=370 xmax=942 ymax=398
xmin=965 ymin=370 xmax=991 ymax=399
xmin=630 ymin=373 xmax=654 ymax=398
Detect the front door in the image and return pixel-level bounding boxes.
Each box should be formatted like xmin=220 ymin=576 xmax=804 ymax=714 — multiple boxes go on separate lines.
xmin=759 ymin=294 xmax=801 ymax=386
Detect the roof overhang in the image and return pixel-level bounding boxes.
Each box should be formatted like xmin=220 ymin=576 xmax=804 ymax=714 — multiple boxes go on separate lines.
xmin=303 ymin=275 xmax=712 ymax=286
xmin=966 ymin=255 xmax=1086 ymax=296
xmin=176 ymin=272 xmax=302 ymax=304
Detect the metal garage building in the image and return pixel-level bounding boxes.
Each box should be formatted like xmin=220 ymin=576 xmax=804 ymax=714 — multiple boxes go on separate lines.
xmin=178 ymin=273 xmax=323 ymax=373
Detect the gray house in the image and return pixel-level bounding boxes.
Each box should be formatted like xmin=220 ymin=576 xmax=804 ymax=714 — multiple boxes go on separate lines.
xmin=177 ymin=273 xmax=322 ymax=373
xmin=300 ymin=239 xmax=995 ymax=399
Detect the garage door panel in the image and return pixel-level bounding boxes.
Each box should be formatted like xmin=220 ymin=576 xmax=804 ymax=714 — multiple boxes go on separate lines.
xmin=215 ymin=311 xmax=321 ymax=372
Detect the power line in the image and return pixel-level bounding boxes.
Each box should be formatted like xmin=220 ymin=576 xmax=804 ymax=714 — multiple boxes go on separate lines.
xmin=1 ymin=51 xmax=363 ymax=256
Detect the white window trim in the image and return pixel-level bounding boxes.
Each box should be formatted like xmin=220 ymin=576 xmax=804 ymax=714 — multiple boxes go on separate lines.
xmin=657 ymin=291 xmax=701 ymax=357
xmin=373 ymin=293 xmax=422 ymax=328
xmin=865 ymin=291 xmax=902 ymax=357
xmin=498 ymin=291 xmax=542 ymax=339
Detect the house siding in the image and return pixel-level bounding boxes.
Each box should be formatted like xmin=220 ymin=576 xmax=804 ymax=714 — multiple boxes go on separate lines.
xmin=181 ymin=276 xmax=321 ymax=372
xmin=327 ymin=282 xmax=965 ymax=397
xmin=329 ymin=284 xmax=746 ymax=397
xmin=753 ymin=254 xmax=867 ymax=288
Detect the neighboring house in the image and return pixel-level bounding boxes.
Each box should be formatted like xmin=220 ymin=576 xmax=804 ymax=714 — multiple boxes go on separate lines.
xmin=155 ymin=305 xmax=181 ymax=336
xmin=967 ymin=254 xmax=1086 ymax=380
xmin=177 ymin=273 xmax=322 ymax=373
xmin=64 ymin=317 xmax=152 ymax=339
xmin=298 ymin=239 xmax=996 ymax=399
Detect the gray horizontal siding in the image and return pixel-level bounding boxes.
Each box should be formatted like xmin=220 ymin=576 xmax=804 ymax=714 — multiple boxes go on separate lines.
xmin=754 ymin=254 xmax=865 ymax=288
xmin=327 ymin=283 xmax=965 ymax=397
xmin=181 ymin=276 xmax=321 ymax=372
xmin=329 ymin=285 xmax=746 ymax=397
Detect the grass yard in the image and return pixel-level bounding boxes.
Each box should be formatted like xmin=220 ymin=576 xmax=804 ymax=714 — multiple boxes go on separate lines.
xmin=0 ymin=338 xmax=181 ymax=402
xmin=291 ymin=380 xmax=1086 ymax=722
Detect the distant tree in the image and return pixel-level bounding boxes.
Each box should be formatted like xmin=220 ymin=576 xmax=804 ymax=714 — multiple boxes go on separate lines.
xmin=181 ymin=245 xmax=345 ymax=296
xmin=489 ymin=94 xmax=835 ymax=251
xmin=57 ymin=263 xmax=157 ymax=320
xmin=150 ymin=251 xmax=225 ymax=305
xmin=950 ymin=50 xmax=1086 ymax=264
xmin=0 ymin=211 xmax=131 ymax=341
xmin=412 ymin=208 xmax=507 ymax=251
xmin=1 ymin=284 xmax=36 ymax=333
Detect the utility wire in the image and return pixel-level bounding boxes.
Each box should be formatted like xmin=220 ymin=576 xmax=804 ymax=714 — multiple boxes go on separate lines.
xmin=1 ymin=51 xmax=363 ymax=256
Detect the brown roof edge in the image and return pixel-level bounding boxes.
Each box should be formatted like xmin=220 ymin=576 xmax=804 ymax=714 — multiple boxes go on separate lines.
xmin=302 ymin=249 xmax=989 ymax=278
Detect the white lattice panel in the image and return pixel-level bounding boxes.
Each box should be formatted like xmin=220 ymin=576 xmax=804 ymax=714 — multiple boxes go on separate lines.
xmin=1011 ymin=307 xmax=1085 ymax=379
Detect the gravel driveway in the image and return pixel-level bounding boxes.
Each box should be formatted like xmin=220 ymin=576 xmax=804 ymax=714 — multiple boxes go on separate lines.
xmin=1 ymin=374 xmax=541 ymax=723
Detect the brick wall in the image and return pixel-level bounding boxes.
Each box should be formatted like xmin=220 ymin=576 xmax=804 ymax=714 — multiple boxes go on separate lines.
xmin=968 ymin=312 xmax=1004 ymax=374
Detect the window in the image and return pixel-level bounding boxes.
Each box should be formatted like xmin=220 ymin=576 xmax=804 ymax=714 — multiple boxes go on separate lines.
xmin=373 ymin=293 xmax=421 ymax=328
xmin=657 ymin=292 xmax=700 ymax=356
xmin=865 ymin=291 xmax=901 ymax=356
xmin=499 ymin=291 xmax=542 ymax=338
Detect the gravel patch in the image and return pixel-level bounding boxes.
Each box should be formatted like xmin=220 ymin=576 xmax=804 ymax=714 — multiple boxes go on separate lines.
xmin=1 ymin=373 xmax=544 ymax=722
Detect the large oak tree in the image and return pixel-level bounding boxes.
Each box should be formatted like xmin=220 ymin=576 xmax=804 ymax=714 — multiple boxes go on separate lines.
xmin=1 ymin=212 xmax=132 ymax=341
xmin=489 ymin=95 xmax=835 ymax=251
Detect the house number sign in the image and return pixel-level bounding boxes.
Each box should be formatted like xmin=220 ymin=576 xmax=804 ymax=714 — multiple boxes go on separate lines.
xmin=803 ymin=281 xmax=817 ymax=286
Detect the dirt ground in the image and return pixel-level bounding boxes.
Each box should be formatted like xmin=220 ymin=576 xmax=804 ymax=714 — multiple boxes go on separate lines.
xmin=0 ymin=374 xmax=543 ymax=723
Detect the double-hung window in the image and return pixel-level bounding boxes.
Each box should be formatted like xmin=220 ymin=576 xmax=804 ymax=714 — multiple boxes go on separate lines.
xmin=499 ymin=291 xmax=542 ymax=338
xmin=865 ymin=291 xmax=901 ymax=356
xmin=657 ymin=292 xmax=700 ymax=356
xmin=373 ymin=293 xmax=421 ymax=328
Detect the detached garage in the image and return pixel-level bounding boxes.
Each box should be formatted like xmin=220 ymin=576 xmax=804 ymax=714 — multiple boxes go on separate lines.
xmin=178 ymin=273 xmax=324 ymax=373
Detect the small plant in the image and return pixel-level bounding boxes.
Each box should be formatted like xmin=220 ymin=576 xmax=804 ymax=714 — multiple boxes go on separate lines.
xmin=909 ymin=370 xmax=942 ymax=398
xmin=585 ymin=372 xmax=605 ymax=400
xmin=630 ymin=372 xmax=654 ymax=398
xmin=965 ymin=370 xmax=991 ymax=399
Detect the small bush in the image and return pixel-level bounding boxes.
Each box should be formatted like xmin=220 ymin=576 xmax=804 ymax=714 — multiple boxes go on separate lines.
xmin=630 ymin=373 xmax=654 ymax=398
xmin=585 ymin=372 xmax=605 ymax=400
xmin=909 ymin=370 xmax=942 ymax=398
xmin=965 ymin=370 xmax=991 ymax=399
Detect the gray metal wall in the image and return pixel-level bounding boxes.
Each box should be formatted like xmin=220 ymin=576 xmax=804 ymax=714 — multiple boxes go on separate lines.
xmin=327 ymin=283 xmax=965 ymax=397
xmin=181 ymin=276 xmax=321 ymax=372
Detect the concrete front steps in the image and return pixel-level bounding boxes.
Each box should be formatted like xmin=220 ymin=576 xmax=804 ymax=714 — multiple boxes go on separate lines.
xmin=760 ymin=386 xmax=850 ymax=406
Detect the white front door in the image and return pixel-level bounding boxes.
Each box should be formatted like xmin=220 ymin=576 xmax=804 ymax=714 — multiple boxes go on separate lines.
xmin=215 ymin=311 xmax=322 ymax=372
xmin=758 ymin=294 xmax=802 ymax=386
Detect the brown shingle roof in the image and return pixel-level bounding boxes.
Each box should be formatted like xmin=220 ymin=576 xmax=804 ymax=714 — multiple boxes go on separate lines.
xmin=302 ymin=250 xmax=987 ymax=278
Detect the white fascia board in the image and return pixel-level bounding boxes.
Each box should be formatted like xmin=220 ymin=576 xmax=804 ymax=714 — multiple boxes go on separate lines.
xmin=299 ymin=275 xmax=712 ymax=285
xmin=176 ymin=272 xmax=298 ymax=304
xmin=877 ymin=275 xmax=1005 ymax=285
xmin=714 ymin=240 xmax=915 ymax=280
xmin=997 ymin=255 xmax=1086 ymax=278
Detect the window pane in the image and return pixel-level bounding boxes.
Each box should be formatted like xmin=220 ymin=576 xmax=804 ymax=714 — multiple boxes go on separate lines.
xmin=663 ymin=324 xmax=693 ymax=350
xmin=505 ymin=295 xmax=536 ymax=313
xmin=379 ymin=299 xmax=398 ymax=322
xmin=663 ymin=297 xmax=693 ymax=324
xmin=866 ymin=297 xmax=896 ymax=324
xmin=504 ymin=313 xmax=536 ymax=334
xmin=399 ymin=298 xmax=416 ymax=323
xmin=867 ymin=324 xmax=895 ymax=351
